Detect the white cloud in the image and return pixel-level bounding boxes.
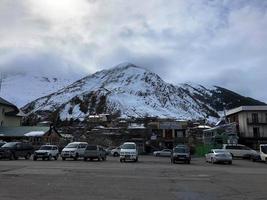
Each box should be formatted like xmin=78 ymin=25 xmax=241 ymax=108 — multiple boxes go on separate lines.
xmin=0 ymin=0 xmax=267 ymax=102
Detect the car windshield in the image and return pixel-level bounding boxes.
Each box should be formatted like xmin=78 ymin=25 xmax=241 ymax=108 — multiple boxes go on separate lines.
xmin=214 ymin=150 xmax=227 ymax=154
xmin=1 ymin=142 xmax=17 ymax=148
xmin=66 ymin=143 xmax=79 ymax=148
xmin=121 ymin=144 xmax=136 ymax=149
xmin=261 ymin=146 xmax=267 ymax=154
xmin=40 ymin=146 xmax=53 ymax=150
xmin=174 ymin=148 xmax=188 ymax=153
xmin=86 ymin=145 xmax=97 ymax=150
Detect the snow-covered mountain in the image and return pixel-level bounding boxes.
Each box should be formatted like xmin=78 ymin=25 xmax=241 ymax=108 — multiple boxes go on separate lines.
xmin=22 ymin=63 xmax=265 ymax=122
xmin=0 ymin=73 xmax=77 ymax=107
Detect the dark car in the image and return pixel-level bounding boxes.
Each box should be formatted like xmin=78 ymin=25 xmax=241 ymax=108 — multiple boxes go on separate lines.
xmin=0 ymin=142 xmax=6 ymax=147
xmin=171 ymin=145 xmax=191 ymax=164
xmin=84 ymin=145 xmax=107 ymax=161
xmin=0 ymin=142 xmax=34 ymax=160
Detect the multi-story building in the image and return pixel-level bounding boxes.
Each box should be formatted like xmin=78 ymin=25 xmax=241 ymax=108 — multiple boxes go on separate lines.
xmin=226 ymin=106 xmax=267 ymax=148
xmin=0 ymin=97 xmax=24 ymax=127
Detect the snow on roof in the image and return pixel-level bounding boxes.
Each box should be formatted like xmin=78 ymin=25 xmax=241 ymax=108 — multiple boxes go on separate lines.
xmin=24 ymin=131 xmax=45 ymax=137
xmin=128 ymin=123 xmax=146 ymax=129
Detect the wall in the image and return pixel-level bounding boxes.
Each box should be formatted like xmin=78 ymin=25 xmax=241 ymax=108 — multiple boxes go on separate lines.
xmin=0 ymin=105 xmax=21 ymax=127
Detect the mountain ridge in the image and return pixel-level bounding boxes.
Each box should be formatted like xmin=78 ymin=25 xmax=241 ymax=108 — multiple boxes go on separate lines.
xmin=22 ymin=63 xmax=265 ymax=123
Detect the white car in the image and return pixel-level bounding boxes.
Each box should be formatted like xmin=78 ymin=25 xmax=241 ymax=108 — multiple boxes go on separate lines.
xmin=110 ymin=147 xmax=121 ymax=157
xmin=223 ymin=144 xmax=258 ymax=159
xmin=251 ymin=144 xmax=267 ymax=162
xmin=33 ymin=145 xmax=59 ymax=161
xmin=120 ymin=142 xmax=138 ymax=162
xmin=153 ymin=149 xmax=172 ymax=157
xmin=61 ymin=142 xmax=88 ymax=160
xmin=205 ymin=149 xmax=232 ymax=164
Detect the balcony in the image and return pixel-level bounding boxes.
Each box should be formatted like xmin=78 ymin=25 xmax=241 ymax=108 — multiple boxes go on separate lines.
xmin=247 ymin=118 xmax=267 ymax=125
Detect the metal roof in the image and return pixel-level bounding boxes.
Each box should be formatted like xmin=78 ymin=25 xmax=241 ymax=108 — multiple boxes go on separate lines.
xmin=0 ymin=126 xmax=50 ymax=137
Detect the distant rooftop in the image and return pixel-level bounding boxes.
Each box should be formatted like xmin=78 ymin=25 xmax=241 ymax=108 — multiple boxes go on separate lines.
xmin=226 ymin=106 xmax=267 ymax=116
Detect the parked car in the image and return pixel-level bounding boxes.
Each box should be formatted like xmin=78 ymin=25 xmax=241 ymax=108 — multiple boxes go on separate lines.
xmin=153 ymin=149 xmax=172 ymax=157
xmin=61 ymin=142 xmax=88 ymax=160
xmin=251 ymin=144 xmax=267 ymax=162
xmin=0 ymin=141 xmax=6 ymax=147
xmin=0 ymin=142 xmax=34 ymax=160
xmin=110 ymin=146 xmax=121 ymax=157
xmin=33 ymin=145 xmax=59 ymax=161
xmin=84 ymin=145 xmax=106 ymax=161
xmin=205 ymin=149 xmax=232 ymax=164
xmin=120 ymin=142 xmax=138 ymax=162
xmin=222 ymin=144 xmax=257 ymax=159
xmin=105 ymin=146 xmax=115 ymax=156
xmin=171 ymin=145 xmax=191 ymax=164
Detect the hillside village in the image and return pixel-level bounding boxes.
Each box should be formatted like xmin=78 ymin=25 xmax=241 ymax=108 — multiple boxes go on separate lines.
xmin=1 ymin=93 xmax=267 ymax=155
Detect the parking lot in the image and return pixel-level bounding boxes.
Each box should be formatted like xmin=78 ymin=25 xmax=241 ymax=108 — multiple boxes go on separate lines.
xmin=0 ymin=156 xmax=266 ymax=200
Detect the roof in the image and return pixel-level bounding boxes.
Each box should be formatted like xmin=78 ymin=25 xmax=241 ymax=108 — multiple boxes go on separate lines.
xmin=0 ymin=126 xmax=50 ymax=137
xmin=226 ymin=106 xmax=267 ymax=116
xmin=0 ymin=97 xmax=16 ymax=108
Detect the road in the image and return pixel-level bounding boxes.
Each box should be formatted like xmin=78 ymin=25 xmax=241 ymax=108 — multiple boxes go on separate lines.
xmin=0 ymin=156 xmax=266 ymax=200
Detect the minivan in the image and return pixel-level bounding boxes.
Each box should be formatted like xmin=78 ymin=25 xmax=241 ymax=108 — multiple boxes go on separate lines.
xmin=61 ymin=142 xmax=88 ymax=160
xmin=120 ymin=142 xmax=138 ymax=162
xmin=223 ymin=144 xmax=257 ymax=159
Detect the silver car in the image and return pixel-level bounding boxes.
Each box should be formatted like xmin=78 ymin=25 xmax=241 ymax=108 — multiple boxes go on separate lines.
xmin=205 ymin=149 xmax=232 ymax=164
xmin=153 ymin=149 xmax=172 ymax=157
xmin=83 ymin=145 xmax=106 ymax=161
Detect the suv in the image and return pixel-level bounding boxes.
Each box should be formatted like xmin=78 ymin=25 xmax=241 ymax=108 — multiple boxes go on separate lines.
xmin=83 ymin=145 xmax=106 ymax=161
xmin=61 ymin=142 xmax=88 ymax=160
xmin=0 ymin=142 xmax=34 ymax=160
xmin=33 ymin=145 xmax=59 ymax=161
xmin=171 ymin=145 xmax=191 ymax=164
xmin=223 ymin=144 xmax=257 ymax=159
xmin=120 ymin=142 xmax=138 ymax=162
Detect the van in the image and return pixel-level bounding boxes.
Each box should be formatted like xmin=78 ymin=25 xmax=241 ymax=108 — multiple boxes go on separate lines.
xmin=120 ymin=142 xmax=138 ymax=162
xmin=83 ymin=145 xmax=106 ymax=161
xmin=61 ymin=142 xmax=88 ymax=160
xmin=222 ymin=144 xmax=257 ymax=159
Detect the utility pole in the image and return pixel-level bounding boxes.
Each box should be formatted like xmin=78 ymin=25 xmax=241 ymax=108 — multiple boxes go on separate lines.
xmin=0 ymin=72 xmax=3 ymax=94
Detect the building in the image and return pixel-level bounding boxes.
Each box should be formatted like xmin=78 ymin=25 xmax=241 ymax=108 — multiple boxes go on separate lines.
xmin=0 ymin=97 xmax=24 ymax=127
xmin=148 ymin=120 xmax=188 ymax=149
xmin=226 ymin=106 xmax=267 ymax=147
xmin=0 ymin=125 xmax=62 ymax=147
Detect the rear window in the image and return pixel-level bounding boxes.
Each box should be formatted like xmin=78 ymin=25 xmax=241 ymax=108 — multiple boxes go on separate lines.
xmin=174 ymin=148 xmax=188 ymax=153
xmin=86 ymin=145 xmax=97 ymax=150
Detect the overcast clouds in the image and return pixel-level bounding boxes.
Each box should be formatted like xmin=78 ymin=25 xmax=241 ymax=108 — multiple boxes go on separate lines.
xmin=0 ymin=0 xmax=267 ymax=102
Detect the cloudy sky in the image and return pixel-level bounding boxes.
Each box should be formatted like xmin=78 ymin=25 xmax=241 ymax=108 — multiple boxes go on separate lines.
xmin=0 ymin=0 xmax=267 ymax=102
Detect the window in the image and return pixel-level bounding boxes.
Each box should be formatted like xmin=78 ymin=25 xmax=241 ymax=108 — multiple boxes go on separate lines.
xmin=253 ymin=127 xmax=260 ymax=138
xmin=252 ymin=113 xmax=259 ymax=123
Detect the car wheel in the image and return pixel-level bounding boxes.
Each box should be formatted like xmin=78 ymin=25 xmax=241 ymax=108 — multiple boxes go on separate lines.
xmin=25 ymin=153 xmax=31 ymax=160
xmin=48 ymin=154 xmax=52 ymax=161
xmin=54 ymin=154 xmax=59 ymax=160
xmin=9 ymin=153 xmax=15 ymax=160
xmin=33 ymin=156 xmax=37 ymax=161
xmin=211 ymin=158 xmax=215 ymax=164
xmin=62 ymin=157 xmax=66 ymax=161
xmin=98 ymin=156 xmax=101 ymax=161
xmin=228 ymin=161 xmax=232 ymax=165
xmin=74 ymin=153 xmax=79 ymax=161
xmin=84 ymin=157 xmax=87 ymax=161
xmin=135 ymin=157 xmax=138 ymax=162
xmin=156 ymin=153 xmax=160 ymax=157
xmin=114 ymin=152 xmax=119 ymax=157
xmin=120 ymin=158 xmax=123 ymax=163
xmin=187 ymin=160 xmax=191 ymax=164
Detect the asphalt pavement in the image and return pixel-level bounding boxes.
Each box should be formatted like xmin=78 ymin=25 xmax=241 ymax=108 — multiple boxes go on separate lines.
xmin=0 ymin=156 xmax=266 ymax=200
